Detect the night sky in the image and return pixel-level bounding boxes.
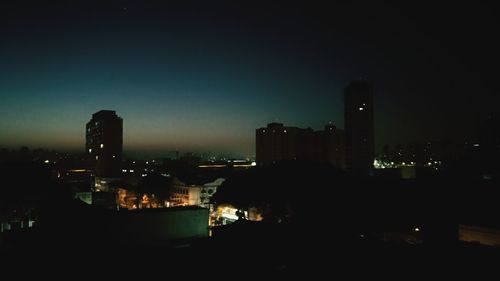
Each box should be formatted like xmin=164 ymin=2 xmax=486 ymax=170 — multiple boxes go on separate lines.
xmin=1 ymin=1 xmax=499 ymax=158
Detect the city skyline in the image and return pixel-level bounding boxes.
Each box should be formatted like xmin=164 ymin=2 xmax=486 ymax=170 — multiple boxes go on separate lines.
xmin=1 ymin=1 xmax=499 ymax=157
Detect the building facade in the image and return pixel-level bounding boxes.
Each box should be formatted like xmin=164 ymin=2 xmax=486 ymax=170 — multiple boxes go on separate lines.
xmin=344 ymin=81 xmax=374 ymax=175
xmin=256 ymin=122 xmax=344 ymax=168
xmin=170 ymin=178 xmax=225 ymax=208
xmin=86 ymin=110 xmax=123 ymax=178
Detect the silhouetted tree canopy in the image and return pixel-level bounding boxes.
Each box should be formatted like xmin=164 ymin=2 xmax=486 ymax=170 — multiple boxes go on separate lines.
xmin=137 ymin=173 xmax=172 ymax=197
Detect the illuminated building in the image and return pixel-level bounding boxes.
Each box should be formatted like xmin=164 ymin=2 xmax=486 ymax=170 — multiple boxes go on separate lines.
xmin=86 ymin=110 xmax=123 ymax=179
xmin=213 ymin=204 xmax=241 ymax=225
xmin=344 ymin=81 xmax=374 ymax=175
xmin=170 ymin=178 xmax=225 ymax=208
xmin=255 ymin=122 xmax=344 ymax=168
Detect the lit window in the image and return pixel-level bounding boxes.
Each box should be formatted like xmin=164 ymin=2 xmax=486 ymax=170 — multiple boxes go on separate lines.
xmin=100 ymin=144 xmax=104 ymax=148
xmin=359 ymin=107 xmax=364 ymax=111
xmin=96 ymin=156 xmax=99 ymax=160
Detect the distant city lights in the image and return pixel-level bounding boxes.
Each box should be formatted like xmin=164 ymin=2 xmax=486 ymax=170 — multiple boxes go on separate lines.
xmin=199 ymin=160 xmax=257 ymax=168
xmin=199 ymin=164 xmax=227 ymax=168
xmin=374 ymin=158 xmax=442 ymax=169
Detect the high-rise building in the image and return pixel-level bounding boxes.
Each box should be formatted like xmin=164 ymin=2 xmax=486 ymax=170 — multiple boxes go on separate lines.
xmin=86 ymin=110 xmax=123 ymax=178
xmin=344 ymin=81 xmax=374 ymax=175
xmin=256 ymin=122 xmax=344 ymax=168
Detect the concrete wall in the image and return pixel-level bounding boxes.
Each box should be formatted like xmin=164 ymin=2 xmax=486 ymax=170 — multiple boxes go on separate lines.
xmin=117 ymin=207 xmax=209 ymax=246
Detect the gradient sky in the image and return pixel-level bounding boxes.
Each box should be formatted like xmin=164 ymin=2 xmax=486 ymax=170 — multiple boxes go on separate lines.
xmin=1 ymin=1 xmax=499 ymax=157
